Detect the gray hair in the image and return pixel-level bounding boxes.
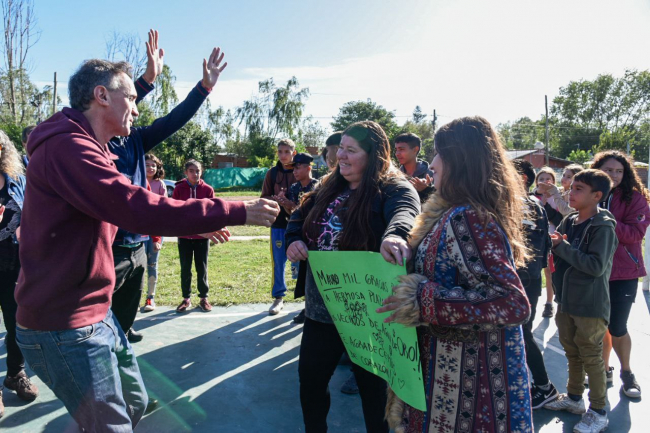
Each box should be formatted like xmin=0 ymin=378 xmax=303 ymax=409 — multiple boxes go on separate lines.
xmin=0 ymin=130 xmax=25 ymax=179
xmin=68 ymin=59 xmax=133 ymax=111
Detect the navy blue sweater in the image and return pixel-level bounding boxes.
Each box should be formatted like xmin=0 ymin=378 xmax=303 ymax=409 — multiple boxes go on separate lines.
xmin=110 ymin=77 xmax=211 ymax=245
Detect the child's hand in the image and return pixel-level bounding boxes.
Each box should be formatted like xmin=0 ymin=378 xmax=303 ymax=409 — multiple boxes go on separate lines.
xmin=550 ymin=231 xmax=567 ymax=247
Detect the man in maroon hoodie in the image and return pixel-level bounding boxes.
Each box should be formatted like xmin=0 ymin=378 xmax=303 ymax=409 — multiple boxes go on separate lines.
xmin=13 ymin=58 xmax=279 ymax=431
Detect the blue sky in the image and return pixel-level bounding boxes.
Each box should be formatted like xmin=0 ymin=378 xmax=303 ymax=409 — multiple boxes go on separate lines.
xmin=27 ymin=0 xmax=650 ymax=132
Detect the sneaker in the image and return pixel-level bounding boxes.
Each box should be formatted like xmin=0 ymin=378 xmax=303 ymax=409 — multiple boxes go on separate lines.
xmin=531 ymin=383 xmax=559 ymax=409
xmin=3 ymin=371 xmax=39 ymax=402
xmin=127 ymin=328 xmax=144 ymax=343
xmin=544 ymin=393 xmax=586 ymax=414
xmin=176 ymin=298 xmax=191 ymax=313
xmin=269 ymin=298 xmax=284 ymax=315
xmin=293 ymin=309 xmax=306 ymax=324
xmin=199 ymin=297 xmax=212 ymax=312
xmin=621 ymin=370 xmax=641 ymax=398
xmin=340 ymin=373 xmax=359 ymax=394
xmin=585 ymin=366 xmax=614 ymax=387
xmin=143 ymin=297 xmax=156 ymax=312
xmin=542 ymin=302 xmax=554 ymax=318
xmin=573 ymin=409 xmax=608 ymax=433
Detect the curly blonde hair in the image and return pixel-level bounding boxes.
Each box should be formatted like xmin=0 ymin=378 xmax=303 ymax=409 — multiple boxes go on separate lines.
xmin=0 ymin=130 xmax=25 ymax=179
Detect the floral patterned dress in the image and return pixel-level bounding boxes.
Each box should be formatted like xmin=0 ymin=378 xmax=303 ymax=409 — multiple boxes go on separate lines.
xmin=390 ymin=205 xmax=533 ymax=433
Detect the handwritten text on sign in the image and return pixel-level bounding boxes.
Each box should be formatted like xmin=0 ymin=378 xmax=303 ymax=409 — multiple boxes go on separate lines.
xmin=309 ymin=251 xmax=426 ymax=411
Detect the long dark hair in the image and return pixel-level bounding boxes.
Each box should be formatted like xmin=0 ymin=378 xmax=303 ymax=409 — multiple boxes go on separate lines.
xmin=592 ymin=150 xmax=650 ymax=204
xmin=434 ymin=116 xmax=528 ymax=265
xmin=302 ymin=121 xmax=400 ymax=250
xmin=145 ymin=153 xmax=165 ymax=180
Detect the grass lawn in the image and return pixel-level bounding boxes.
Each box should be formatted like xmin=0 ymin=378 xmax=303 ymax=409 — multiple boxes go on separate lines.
xmin=227 ymin=225 xmax=270 ymax=237
xmin=154 ymin=238 xmax=297 ymax=307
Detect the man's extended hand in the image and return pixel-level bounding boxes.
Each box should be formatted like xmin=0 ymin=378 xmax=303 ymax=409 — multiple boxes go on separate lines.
xmin=200 ymin=228 xmax=231 ymax=244
xmin=202 ymin=47 xmax=227 ymax=90
xmin=244 ymin=199 xmax=280 ymax=227
xmin=142 ymin=29 xmax=164 ymax=85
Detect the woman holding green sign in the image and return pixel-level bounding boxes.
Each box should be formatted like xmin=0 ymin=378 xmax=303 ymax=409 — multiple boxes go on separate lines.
xmin=378 ymin=116 xmax=534 ymax=433
xmin=286 ymin=120 xmax=420 ymax=433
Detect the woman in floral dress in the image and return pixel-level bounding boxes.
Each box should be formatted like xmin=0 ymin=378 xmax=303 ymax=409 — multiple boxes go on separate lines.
xmin=379 ymin=116 xmax=534 ymax=433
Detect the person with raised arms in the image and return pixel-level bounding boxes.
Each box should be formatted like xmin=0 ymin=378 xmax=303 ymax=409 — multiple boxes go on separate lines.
xmin=13 ymin=57 xmax=278 ymax=432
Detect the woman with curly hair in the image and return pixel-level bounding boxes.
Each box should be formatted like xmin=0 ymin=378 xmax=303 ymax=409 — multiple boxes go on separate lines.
xmin=591 ymin=150 xmax=650 ymax=398
xmin=378 ymin=116 xmax=533 ymax=433
xmin=286 ymin=120 xmax=420 ymax=433
xmin=0 ymin=131 xmax=38 ymax=416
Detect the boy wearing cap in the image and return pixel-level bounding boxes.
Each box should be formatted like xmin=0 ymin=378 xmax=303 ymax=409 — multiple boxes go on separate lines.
xmin=280 ymin=153 xmax=317 ymax=213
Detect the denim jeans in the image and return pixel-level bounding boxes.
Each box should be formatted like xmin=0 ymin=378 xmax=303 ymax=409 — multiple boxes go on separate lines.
xmin=15 ymin=309 xmax=148 ymax=432
xmin=144 ymin=238 xmax=161 ymax=298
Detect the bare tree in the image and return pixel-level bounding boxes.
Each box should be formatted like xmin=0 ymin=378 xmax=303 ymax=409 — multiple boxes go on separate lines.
xmin=105 ymin=30 xmax=146 ymax=79
xmin=1 ymin=0 xmax=40 ymax=122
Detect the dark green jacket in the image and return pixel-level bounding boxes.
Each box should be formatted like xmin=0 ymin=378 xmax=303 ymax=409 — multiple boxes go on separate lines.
xmin=552 ymin=208 xmax=618 ymax=322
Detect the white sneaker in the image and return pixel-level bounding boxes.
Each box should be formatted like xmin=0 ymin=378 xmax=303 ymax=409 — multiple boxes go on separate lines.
xmin=544 ymin=393 xmax=586 ymax=414
xmin=269 ymin=298 xmax=284 ymax=315
xmin=573 ymin=409 xmax=608 ymax=433
xmin=143 ymin=298 xmax=156 ymax=312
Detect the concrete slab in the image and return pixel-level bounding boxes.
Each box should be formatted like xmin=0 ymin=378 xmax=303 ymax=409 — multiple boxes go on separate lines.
xmin=1 ymin=292 xmax=648 ymax=432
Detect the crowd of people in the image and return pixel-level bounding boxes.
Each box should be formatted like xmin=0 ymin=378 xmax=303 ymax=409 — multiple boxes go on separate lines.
xmin=0 ymin=29 xmax=647 ymax=433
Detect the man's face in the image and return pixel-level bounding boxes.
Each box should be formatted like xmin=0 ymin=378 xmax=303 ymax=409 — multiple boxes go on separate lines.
xmin=277 ymin=145 xmax=295 ymax=166
xmin=185 ymin=164 xmax=201 ymax=184
xmin=106 ymin=73 xmax=139 ymax=137
xmin=293 ymin=163 xmax=311 ymax=181
xmin=394 ymin=142 xmax=418 ymax=165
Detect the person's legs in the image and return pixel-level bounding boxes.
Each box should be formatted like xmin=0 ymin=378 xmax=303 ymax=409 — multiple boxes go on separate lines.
xmin=15 ymin=310 xmax=147 ymax=432
xmin=194 ymin=239 xmax=210 ymax=298
xmin=602 ymin=330 xmax=613 ymax=371
xmin=270 ymin=228 xmax=287 ymax=299
xmin=111 ymin=245 xmax=146 ymax=334
xmin=351 ymin=365 xmax=389 ymax=433
xmin=555 ymin=310 xmax=585 ymax=396
xmin=0 ymin=268 xmax=25 ymax=378
xmin=522 ymin=281 xmax=551 ymax=386
xmin=144 ymin=238 xmax=160 ymax=299
xmin=573 ymin=315 xmax=608 ymax=411
xmin=178 ymin=238 xmax=194 ymax=299
xmin=299 ymin=318 xmax=346 ymax=433
xmin=542 ymin=267 xmax=554 ymax=317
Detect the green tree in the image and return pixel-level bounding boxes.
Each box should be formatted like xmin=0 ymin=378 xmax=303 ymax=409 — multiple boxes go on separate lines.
xmin=412 ymin=105 xmax=427 ymax=124
xmin=331 ymin=99 xmax=399 ymax=139
xmin=496 ymin=117 xmax=545 ymax=150
xmin=567 ymin=149 xmax=593 ymax=165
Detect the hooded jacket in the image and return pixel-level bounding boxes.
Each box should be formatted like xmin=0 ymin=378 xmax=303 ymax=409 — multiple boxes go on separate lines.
xmin=172 ymin=178 xmax=215 ymax=239
xmin=16 ymin=108 xmax=246 ymax=330
xmin=601 ymin=188 xmax=650 ymax=281
xmin=552 ymin=208 xmax=618 ymax=321
xmin=399 ymin=159 xmax=434 ymax=203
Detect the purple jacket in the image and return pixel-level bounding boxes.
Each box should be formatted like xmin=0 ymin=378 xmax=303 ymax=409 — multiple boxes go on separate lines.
xmin=602 ymin=188 xmax=650 ymax=281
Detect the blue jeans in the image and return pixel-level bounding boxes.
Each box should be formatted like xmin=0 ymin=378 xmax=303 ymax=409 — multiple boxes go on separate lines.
xmin=144 ymin=237 xmax=161 ymax=298
xmin=271 ymin=228 xmax=287 ymax=298
xmin=15 ymin=309 xmax=148 ymax=432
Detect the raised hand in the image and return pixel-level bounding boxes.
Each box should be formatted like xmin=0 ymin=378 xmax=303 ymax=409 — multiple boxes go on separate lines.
xmin=143 ymin=29 xmax=164 ymax=85
xmin=202 ymin=47 xmax=227 ymax=90
xmin=243 ymin=198 xmax=280 ymax=227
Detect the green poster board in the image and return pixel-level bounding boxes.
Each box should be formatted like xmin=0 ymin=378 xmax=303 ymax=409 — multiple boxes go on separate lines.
xmin=308 ymin=251 xmax=426 ymax=411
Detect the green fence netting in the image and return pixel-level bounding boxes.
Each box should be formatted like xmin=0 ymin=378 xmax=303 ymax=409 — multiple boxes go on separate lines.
xmin=202 ymin=167 xmax=269 ymax=190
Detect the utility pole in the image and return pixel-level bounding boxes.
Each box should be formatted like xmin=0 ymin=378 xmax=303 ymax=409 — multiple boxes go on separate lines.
xmin=545 ymin=95 xmax=549 ymax=166
xmin=432 ymin=109 xmax=437 ymax=131
xmin=52 ymin=72 xmax=58 ymax=116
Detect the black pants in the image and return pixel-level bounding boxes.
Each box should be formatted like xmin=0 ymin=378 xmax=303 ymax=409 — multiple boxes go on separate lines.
xmin=0 ymin=267 xmax=24 ymax=377
xmin=178 ymin=238 xmax=210 ymax=298
xmin=111 ymin=244 xmax=146 ymax=333
xmin=298 ymin=318 xmax=389 ymax=433
xmin=522 ymin=278 xmax=550 ymax=386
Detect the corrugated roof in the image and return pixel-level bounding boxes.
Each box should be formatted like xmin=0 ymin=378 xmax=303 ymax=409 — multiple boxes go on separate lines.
xmin=506 ymin=149 xmax=537 ymax=160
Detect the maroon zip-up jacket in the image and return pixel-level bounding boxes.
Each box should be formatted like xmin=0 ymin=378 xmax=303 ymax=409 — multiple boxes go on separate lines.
xmin=16 ymin=108 xmax=246 ymax=330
